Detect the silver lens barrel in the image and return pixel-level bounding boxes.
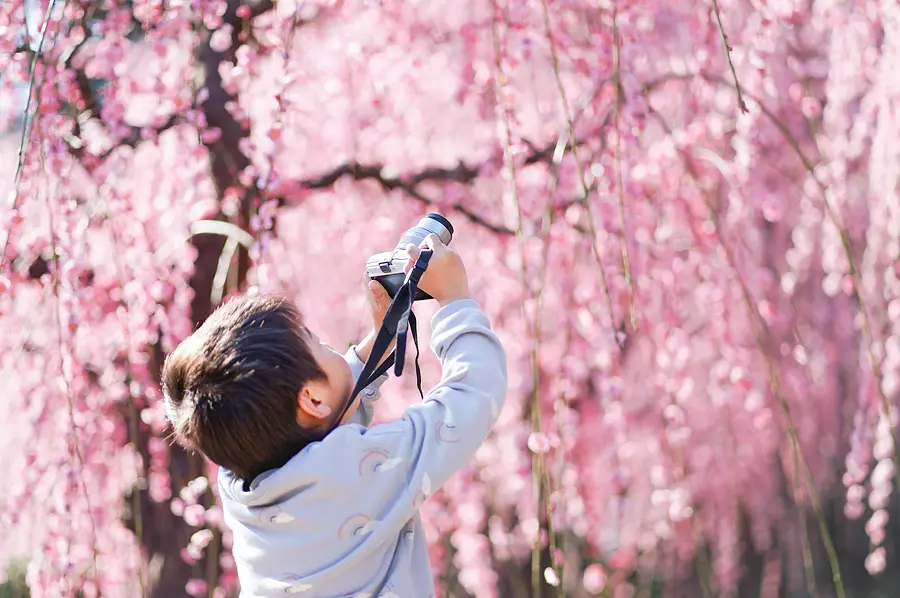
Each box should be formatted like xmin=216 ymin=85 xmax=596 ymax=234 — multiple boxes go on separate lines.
xmin=396 ymin=213 xmax=453 ymax=251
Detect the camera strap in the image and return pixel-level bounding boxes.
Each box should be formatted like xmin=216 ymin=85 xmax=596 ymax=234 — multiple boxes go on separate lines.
xmin=333 ymin=249 xmax=433 ymax=428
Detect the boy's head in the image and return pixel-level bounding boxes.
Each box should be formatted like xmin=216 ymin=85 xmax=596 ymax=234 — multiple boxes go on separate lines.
xmin=161 ymin=294 xmax=356 ymax=481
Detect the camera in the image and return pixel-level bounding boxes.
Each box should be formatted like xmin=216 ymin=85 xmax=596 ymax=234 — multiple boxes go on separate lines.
xmin=366 ymin=213 xmax=454 ymax=301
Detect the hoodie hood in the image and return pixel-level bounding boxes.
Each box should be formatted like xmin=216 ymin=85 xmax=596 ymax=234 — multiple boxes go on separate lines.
xmin=219 ymin=443 xmax=324 ymax=508
xmin=216 ymin=425 xmax=408 ymax=597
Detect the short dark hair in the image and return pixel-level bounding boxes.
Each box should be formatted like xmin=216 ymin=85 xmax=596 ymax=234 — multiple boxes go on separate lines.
xmin=161 ymin=294 xmax=327 ymax=482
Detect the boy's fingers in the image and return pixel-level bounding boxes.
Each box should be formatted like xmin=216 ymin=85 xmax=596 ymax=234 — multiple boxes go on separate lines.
xmin=369 ymin=287 xmax=389 ymax=315
xmin=404 ymin=243 xmax=421 ymax=273
xmin=367 ymin=279 xmax=386 ymax=302
xmin=422 ymin=233 xmax=447 ymax=253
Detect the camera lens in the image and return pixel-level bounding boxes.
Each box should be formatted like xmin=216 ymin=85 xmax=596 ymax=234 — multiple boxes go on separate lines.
xmin=424 ymin=213 xmax=453 ymax=236
xmin=396 ymin=213 xmax=453 ymax=251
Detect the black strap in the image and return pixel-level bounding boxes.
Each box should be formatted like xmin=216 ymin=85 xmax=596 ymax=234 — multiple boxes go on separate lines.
xmin=332 ymin=249 xmax=432 ymax=428
xmin=409 ymin=312 xmax=423 ymax=401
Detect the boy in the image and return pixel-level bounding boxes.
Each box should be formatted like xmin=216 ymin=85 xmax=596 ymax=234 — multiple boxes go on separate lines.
xmin=162 ymin=235 xmax=507 ymax=597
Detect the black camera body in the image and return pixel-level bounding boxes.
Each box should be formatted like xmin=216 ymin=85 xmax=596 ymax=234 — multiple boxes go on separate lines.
xmin=365 ymin=213 xmax=454 ymax=301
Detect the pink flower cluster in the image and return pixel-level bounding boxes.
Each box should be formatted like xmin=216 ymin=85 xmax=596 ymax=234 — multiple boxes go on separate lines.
xmin=1 ymin=0 xmax=899 ymax=595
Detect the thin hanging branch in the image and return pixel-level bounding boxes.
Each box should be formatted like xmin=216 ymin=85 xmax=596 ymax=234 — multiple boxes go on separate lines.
xmin=44 ymin=160 xmax=102 ymax=595
xmin=647 ymin=106 xmax=846 ymax=598
xmin=611 ymin=3 xmax=638 ymax=331
xmin=535 ymin=135 xmax=567 ymax=598
xmin=645 ymin=70 xmax=900 ymax=507
xmin=99 ymin=176 xmax=150 ymax=596
xmin=252 ymin=6 xmax=307 ymax=257
xmin=1 ymin=0 xmax=64 ymax=271
xmin=710 ymin=0 xmax=749 ymax=114
xmin=538 ymin=0 xmax=623 ymax=347
xmin=488 ymin=1 xmax=545 ymax=594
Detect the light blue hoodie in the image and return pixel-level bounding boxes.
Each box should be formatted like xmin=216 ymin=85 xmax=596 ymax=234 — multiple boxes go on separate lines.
xmin=218 ymin=299 xmax=508 ymax=597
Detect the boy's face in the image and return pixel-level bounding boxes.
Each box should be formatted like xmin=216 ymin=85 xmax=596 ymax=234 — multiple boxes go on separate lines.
xmin=296 ymin=330 xmax=358 ymax=427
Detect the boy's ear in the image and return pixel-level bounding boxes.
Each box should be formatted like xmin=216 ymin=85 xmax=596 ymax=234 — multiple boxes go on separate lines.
xmin=297 ymin=386 xmax=332 ymax=422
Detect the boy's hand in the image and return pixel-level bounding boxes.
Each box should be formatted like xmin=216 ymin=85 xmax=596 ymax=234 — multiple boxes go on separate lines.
xmin=365 ymin=279 xmax=390 ymax=330
xmin=355 ymin=279 xmax=393 ymax=365
xmin=405 ymin=234 xmax=470 ymax=306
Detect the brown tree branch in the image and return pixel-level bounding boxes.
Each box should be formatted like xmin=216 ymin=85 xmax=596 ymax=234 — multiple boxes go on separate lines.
xmin=288 ymin=138 xmax=581 ymax=236
xmin=96 ymin=115 xmax=182 ymax=160
xmin=12 ymin=43 xmax=33 ymax=57
xmin=61 ymin=0 xmax=580 ymax=242
xmin=296 ymin=161 xmax=511 ymax=234
xmin=63 ymin=0 xmax=277 ymax=165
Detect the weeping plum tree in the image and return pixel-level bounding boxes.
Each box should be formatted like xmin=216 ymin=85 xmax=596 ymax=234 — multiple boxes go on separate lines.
xmin=1 ymin=0 xmax=899 ymax=596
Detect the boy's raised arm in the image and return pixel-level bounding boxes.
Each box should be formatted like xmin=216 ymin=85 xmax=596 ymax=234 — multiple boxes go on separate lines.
xmin=335 ymin=235 xmax=505 ymax=508
xmin=398 ymin=298 xmax=507 ymax=501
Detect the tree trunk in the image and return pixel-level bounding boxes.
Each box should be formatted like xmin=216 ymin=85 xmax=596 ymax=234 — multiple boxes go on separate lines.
xmin=135 ymin=2 xmax=266 ymax=596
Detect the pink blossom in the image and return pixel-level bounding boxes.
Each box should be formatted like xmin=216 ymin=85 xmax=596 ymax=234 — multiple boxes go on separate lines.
xmin=210 ymin=25 xmax=234 ymax=53
xmin=180 ymin=548 xmax=197 ymax=565
xmin=183 ymin=504 xmax=206 ymax=527
xmin=583 ymin=564 xmax=607 ymax=593
xmin=205 ymin=505 xmax=225 ymax=527
xmin=191 ymin=529 xmax=215 ymax=549
xmin=219 ymin=552 xmax=236 ymax=570
xmin=185 ymin=578 xmax=209 ymax=596
xmin=865 ymin=509 xmax=889 ymax=546
xmin=871 ymin=458 xmax=894 ymax=487
xmin=201 ymin=127 xmax=224 ymax=144
xmin=613 ymin=583 xmax=636 ymax=598
xmin=1 ymin=0 xmax=899 ymax=594
xmin=543 ymin=567 xmax=560 ymax=587
xmin=844 ymin=499 xmax=865 ymax=520
xmin=865 ymin=547 xmax=886 ymax=575
xmin=608 ymin=548 xmax=637 ymax=571
xmin=527 ymin=432 xmax=552 ymax=454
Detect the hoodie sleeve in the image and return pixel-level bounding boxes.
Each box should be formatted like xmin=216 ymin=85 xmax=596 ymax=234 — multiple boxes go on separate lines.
xmin=343 ymin=345 xmax=389 ymax=428
xmin=398 ymin=298 xmax=507 ymax=502
xmin=343 ymin=299 xmax=506 ymax=508
xmin=304 ymin=300 xmax=505 ymax=551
